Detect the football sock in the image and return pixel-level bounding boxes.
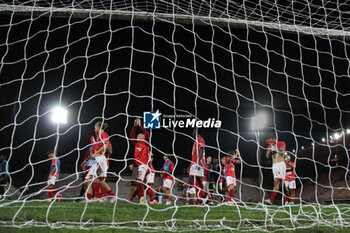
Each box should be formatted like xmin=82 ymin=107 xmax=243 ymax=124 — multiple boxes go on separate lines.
xmin=129 ymin=188 xmax=139 ymax=201
xmin=270 ymin=191 xmax=277 ymax=202
xmin=146 ymin=188 xmax=155 ymax=201
xmin=136 ymin=182 xmax=144 ymax=197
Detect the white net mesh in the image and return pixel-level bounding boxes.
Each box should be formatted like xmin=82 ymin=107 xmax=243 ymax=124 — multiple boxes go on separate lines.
xmin=0 ymin=0 xmax=350 ymax=232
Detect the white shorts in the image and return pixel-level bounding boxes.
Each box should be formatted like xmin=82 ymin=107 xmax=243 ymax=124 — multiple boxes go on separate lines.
xmin=47 ymin=175 xmax=58 ymax=186
xmin=285 ymin=180 xmax=296 ymax=190
xmin=202 ymin=181 xmax=210 ymax=192
xmin=226 ymin=176 xmax=236 ymax=187
xmin=186 ymin=187 xmax=196 ymax=195
xmin=86 ymin=155 xmax=108 ymax=179
xmin=272 ymin=161 xmax=286 ymax=180
xmin=189 ymin=164 xmax=204 ymax=177
xmin=137 ymin=164 xmax=148 ymax=182
xmin=146 ymin=172 xmax=155 ymax=184
xmin=163 ymin=178 xmax=173 ymax=189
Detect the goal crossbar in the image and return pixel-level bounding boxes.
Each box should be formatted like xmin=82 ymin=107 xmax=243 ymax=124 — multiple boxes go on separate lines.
xmin=1 ymin=4 xmax=349 ymax=39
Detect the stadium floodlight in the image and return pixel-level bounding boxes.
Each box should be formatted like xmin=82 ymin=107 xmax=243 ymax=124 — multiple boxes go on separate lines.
xmin=51 ymin=107 xmax=68 ymax=124
xmin=301 ymin=146 xmax=304 ymax=149
xmin=346 ymin=129 xmax=350 ymax=134
xmin=251 ymin=112 xmax=267 ymax=131
xmin=333 ymin=132 xmax=341 ymax=140
xmin=322 ymin=138 xmax=325 ymax=142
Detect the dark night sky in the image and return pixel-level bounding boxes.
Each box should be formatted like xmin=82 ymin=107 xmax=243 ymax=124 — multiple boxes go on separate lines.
xmin=0 ymin=7 xmax=349 ymax=189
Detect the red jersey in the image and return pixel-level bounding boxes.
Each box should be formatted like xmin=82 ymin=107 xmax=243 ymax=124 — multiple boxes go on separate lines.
xmin=91 ymin=132 xmax=111 ymax=166
xmin=130 ymin=125 xmax=150 ymax=166
xmin=285 ymin=162 xmax=295 ymax=182
xmin=163 ymin=160 xmax=174 ymax=181
xmin=191 ymin=136 xmax=205 ymax=166
xmin=225 ymin=157 xmax=239 ymax=178
xmin=91 ymin=132 xmax=111 ymax=155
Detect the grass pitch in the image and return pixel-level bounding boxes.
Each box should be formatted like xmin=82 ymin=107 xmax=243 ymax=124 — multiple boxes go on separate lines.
xmin=1 ymin=200 xmax=350 ymax=232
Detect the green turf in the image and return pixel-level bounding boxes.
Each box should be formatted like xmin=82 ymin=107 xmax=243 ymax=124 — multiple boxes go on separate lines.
xmin=1 ymin=201 xmax=350 ymax=232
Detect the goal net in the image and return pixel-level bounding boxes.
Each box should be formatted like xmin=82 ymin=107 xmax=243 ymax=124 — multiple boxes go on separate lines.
xmin=0 ymin=0 xmax=350 ymax=232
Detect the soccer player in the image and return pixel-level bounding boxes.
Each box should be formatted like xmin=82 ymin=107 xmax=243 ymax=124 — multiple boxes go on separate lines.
xmin=47 ymin=151 xmax=62 ymax=202
xmin=225 ymin=150 xmax=241 ymax=205
xmin=265 ymin=135 xmax=287 ymax=205
xmin=202 ymin=156 xmax=214 ymax=204
xmin=130 ymin=118 xmax=151 ymax=204
xmin=0 ymin=155 xmax=9 ymax=200
xmin=284 ymin=154 xmax=296 ymax=205
xmin=162 ymin=154 xmax=174 ymax=205
xmin=84 ymin=121 xmax=115 ymax=201
xmin=216 ymin=156 xmax=226 ymax=202
xmin=189 ymin=129 xmax=205 ymax=200
xmin=129 ymin=152 xmax=157 ymax=204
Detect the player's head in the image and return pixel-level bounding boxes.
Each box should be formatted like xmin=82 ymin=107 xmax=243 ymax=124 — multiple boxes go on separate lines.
xmin=0 ymin=154 xmax=7 ymax=161
xmin=137 ymin=133 xmax=145 ymax=140
xmin=163 ymin=154 xmax=170 ymax=161
xmin=206 ymin=156 xmax=212 ymax=164
xmin=47 ymin=150 xmax=55 ymax=158
xmin=95 ymin=121 xmax=108 ymax=133
xmin=220 ymin=156 xmax=226 ymax=164
xmin=212 ymin=157 xmax=218 ymax=165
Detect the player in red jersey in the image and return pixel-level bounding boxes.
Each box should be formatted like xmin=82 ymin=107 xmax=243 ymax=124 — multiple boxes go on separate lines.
xmin=189 ymin=129 xmax=205 ymax=178
xmin=225 ymin=150 xmax=241 ymax=205
xmin=265 ymin=135 xmax=287 ymax=205
xmin=284 ymin=154 xmax=296 ymax=205
xmin=162 ymin=154 xmax=174 ymax=205
xmin=129 ymin=152 xmax=157 ymax=204
xmin=47 ymin=151 xmax=62 ymax=202
xmin=84 ymin=122 xmax=115 ymax=201
xmin=130 ymin=118 xmax=150 ymax=204
xmin=188 ymin=129 xmax=205 ymax=203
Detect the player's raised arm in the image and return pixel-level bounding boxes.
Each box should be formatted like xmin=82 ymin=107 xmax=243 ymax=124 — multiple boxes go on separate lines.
xmin=265 ymin=138 xmax=276 ymax=159
xmin=130 ymin=118 xmax=138 ymax=144
xmin=234 ymin=149 xmax=242 ymax=164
